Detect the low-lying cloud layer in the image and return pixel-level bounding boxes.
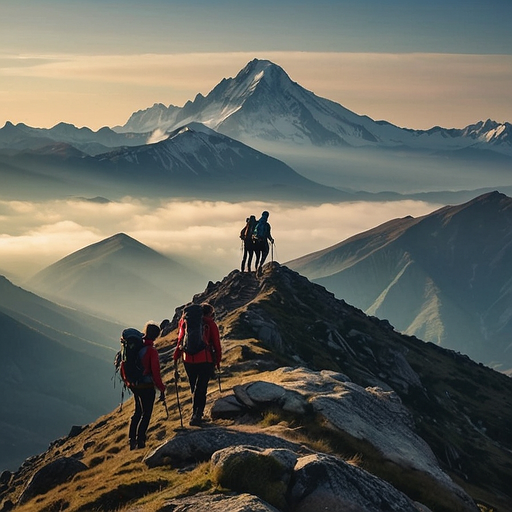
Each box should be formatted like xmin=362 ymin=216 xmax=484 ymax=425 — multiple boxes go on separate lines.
xmin=0 ymin=198 xmax=440 ymax=283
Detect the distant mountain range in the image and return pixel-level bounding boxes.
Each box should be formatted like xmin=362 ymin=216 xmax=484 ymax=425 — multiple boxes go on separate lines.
xmin=287 ymin=191 xmax=512 ymax=373
xmin=26 ymin=233 xmax=208 ymax=326
xmin=1 ymin=59 xmax=510 ymax=200
xmin=118 ymin=59 xmax=512 ymax=156
xmin=0 ymin=122 xmax=348 ymax=201
xmin=0 ymin=275 xmax=123 ymax=471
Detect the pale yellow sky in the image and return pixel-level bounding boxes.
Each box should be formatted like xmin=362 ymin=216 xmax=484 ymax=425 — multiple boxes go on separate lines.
xmin=1 ymin=51 xmax=511 ymax=131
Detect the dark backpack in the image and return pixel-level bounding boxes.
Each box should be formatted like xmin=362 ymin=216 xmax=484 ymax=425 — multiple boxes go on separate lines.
xmin=120 ymin=328 xmax=147 ymax=387
xmin=241 ymin=217 xmax=256 ymax=241
xmin=182 ymin=304 xmax=207 ymax=355
xmin=253 ymin=220 xmax=267 ymax=240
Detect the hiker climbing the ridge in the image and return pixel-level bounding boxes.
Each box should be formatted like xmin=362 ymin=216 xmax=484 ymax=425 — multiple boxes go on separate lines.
xmin=173 ymin=303 xmax=222 ymax=426
xmin=120 ymin=323 xmax=165 ymax=450
xmin=253 ymin=210 xmax=274 ymax=275
xmin=240 ymin=214 xmax=258 ymax=272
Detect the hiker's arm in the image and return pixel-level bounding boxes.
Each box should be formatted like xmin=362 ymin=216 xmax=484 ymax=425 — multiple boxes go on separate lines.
xmin=173 ymin=320 xmax=184 ymax=361
xmin=268 ymin=225 xmax=274 ymax=243
xmin=150 ymin=349 xmax=165 ymax=393
xmin=173 ymin=340 xmax=182 ymax=362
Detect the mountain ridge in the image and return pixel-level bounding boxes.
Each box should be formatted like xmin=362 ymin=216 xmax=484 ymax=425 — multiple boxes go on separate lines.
xmin=2 ymin=263 xmax=511 ymax=511
xmin=287 ymin=191 xmax=512 ymax=372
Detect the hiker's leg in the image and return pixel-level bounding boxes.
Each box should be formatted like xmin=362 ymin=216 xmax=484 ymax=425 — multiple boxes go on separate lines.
xmin=259 ymin=242 xmax=270 ymax=267
xmin=136 ymin=387 xmax=156 ymax=448
xmin=254 ymin=243 xmax=261 ymax=269
xmin=192 ymin=363 xmax=212 ymax=421
xmin=184 ymin=362 xmax=199 ymax=394
xmin=247 ymin=246 xmax=254 ymax=272
xmin=241 ymin=246 xmax=248 ymax=271
xmin=129 ymin=390 xmax=143 ymax=448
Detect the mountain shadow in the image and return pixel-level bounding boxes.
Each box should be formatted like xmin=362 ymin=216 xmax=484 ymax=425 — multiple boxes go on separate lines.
xmin=287 ymin=191 xmax=512 ymax=374
xmin=2 ymin=263 xmax=511 ymax=512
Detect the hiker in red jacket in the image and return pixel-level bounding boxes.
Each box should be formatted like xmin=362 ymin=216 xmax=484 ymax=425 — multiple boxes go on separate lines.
xmin=124 ymin=322 xmax=165 ymax=450
xmin=173 ymin=303 xmax=222 ymax=426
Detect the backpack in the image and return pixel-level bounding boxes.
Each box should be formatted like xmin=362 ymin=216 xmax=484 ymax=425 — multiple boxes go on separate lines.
xmin=181 ymin=304 xmax=207 ymax=355
xmin=241 ymin=217 xmax=257 ymax=241
xmin=253 ymin=220 xmax=267 ymax=240
xmin=119 ymin=328 xmax=148 ymax=388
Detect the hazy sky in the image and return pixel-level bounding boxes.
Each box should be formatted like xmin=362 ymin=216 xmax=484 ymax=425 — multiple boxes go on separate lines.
xmin=1 ymin=0 xmax=511 ymax=130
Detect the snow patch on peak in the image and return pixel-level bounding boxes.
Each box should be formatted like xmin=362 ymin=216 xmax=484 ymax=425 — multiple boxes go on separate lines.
xmin=147 ymin=128 xmax=169 ymax=144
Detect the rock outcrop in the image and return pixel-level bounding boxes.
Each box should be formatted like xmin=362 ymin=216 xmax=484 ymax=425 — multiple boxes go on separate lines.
xmin=18 ymin=457 xmax=87 ymax=504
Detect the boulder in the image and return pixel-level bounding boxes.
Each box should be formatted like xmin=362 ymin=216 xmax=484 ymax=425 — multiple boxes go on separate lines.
xmin=290 ymin=453 xmax=428 ymax=512
xmin=143 ymin=427 xmax=309 ymax=469
xmin=18 ymin=457 xmax=88 ymax=504
xmin=210 ymin=367 xmax=477 ymax=511
xmin=211 ymin=446 xmax=297 ymax=510
xmin=157 ymin=492 xmax=280 ymax=511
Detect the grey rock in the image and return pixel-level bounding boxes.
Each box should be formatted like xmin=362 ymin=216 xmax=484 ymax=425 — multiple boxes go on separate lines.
xmin=210 ymin=394 xmax=246 ymax=418
xmin=233 ymin=380 xmax=308 ymax=415
xmin=156 ymin=492 xmax=280 ymax=511
xmin=211 ymin=446 xmax=297 ymax=510
xmin=211 ymin=445 xmax=297 ymax=482
xmin=0 ymin=471 xmax=11 ymax=486
xmin=18 ymin=457 xmax=88 ymax=504
xmin=143 ymin=427 xmax=309 ymax=469
xmin=210 ymin=367 xmax=476 ymax=511
xmin=290 ymin=453 xmax=427 ymax=512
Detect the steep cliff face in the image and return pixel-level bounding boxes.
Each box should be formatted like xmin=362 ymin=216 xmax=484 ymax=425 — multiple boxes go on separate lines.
xmin=2 ymin=263 xmax=511 ymax=512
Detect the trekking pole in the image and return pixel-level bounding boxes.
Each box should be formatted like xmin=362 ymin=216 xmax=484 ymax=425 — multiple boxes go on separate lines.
xmin=174 ymin=362 xmax=184 ymax=428
xmin=209 ymin=344 xmax=222 ymax=393
xmin=119 ymin=386 xmax=125 ymax=412
xmin=216 ymin=365 xmax=222 ymax=393
xmin=271 ymin=240 xmax=274 ymax=263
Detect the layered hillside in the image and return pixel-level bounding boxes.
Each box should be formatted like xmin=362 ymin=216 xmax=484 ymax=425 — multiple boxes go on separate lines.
xmin=288 ymin=191 xmax=512 ymax=373
xmin=0 ymin=276 xmax=123 ymax=471
xmin=2 ymin=264 xmax=511 ymax=512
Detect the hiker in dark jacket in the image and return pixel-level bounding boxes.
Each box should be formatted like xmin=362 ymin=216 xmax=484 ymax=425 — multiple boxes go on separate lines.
xmin=122 ymin=322 xmax=165 ymax=450
xmin=173 ymin=303 xmax=222 ymax=426
xmin=253 ymin=210 xmax=274 ymax=275
xmin=240 ymin=215 xmax=257 ymax=272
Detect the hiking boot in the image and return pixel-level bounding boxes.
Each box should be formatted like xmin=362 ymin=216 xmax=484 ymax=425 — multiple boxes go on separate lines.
xmin=189 ymin=415 xmax=202 ymax=426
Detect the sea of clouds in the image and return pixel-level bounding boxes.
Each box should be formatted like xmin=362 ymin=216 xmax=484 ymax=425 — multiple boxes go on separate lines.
xmin=0 ymin=197 xmax=441 ymax=283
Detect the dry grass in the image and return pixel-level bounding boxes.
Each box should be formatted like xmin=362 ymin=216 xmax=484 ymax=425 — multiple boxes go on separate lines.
xmin=7 ymin=333 xmax=511 ymax=512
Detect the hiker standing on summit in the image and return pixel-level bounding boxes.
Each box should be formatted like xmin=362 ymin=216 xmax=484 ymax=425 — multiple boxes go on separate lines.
xmin=121 ymin=323 xmax=165 ymax=450
xmin=240 ymin=215 xmax=257 ymax=272
xmin=173 ymin=303 xmax=222 ymax=426
xmin=253 ymin=210 xmax=274 ymax=275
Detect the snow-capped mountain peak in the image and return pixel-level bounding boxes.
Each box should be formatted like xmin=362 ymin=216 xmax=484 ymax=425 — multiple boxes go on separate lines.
xmin=99 ymin=59 xmax=512 ymax=156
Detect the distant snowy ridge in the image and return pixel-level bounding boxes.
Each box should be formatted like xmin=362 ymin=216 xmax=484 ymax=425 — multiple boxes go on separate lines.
xmin=117 ymin=59 xmax=512 ymax=156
